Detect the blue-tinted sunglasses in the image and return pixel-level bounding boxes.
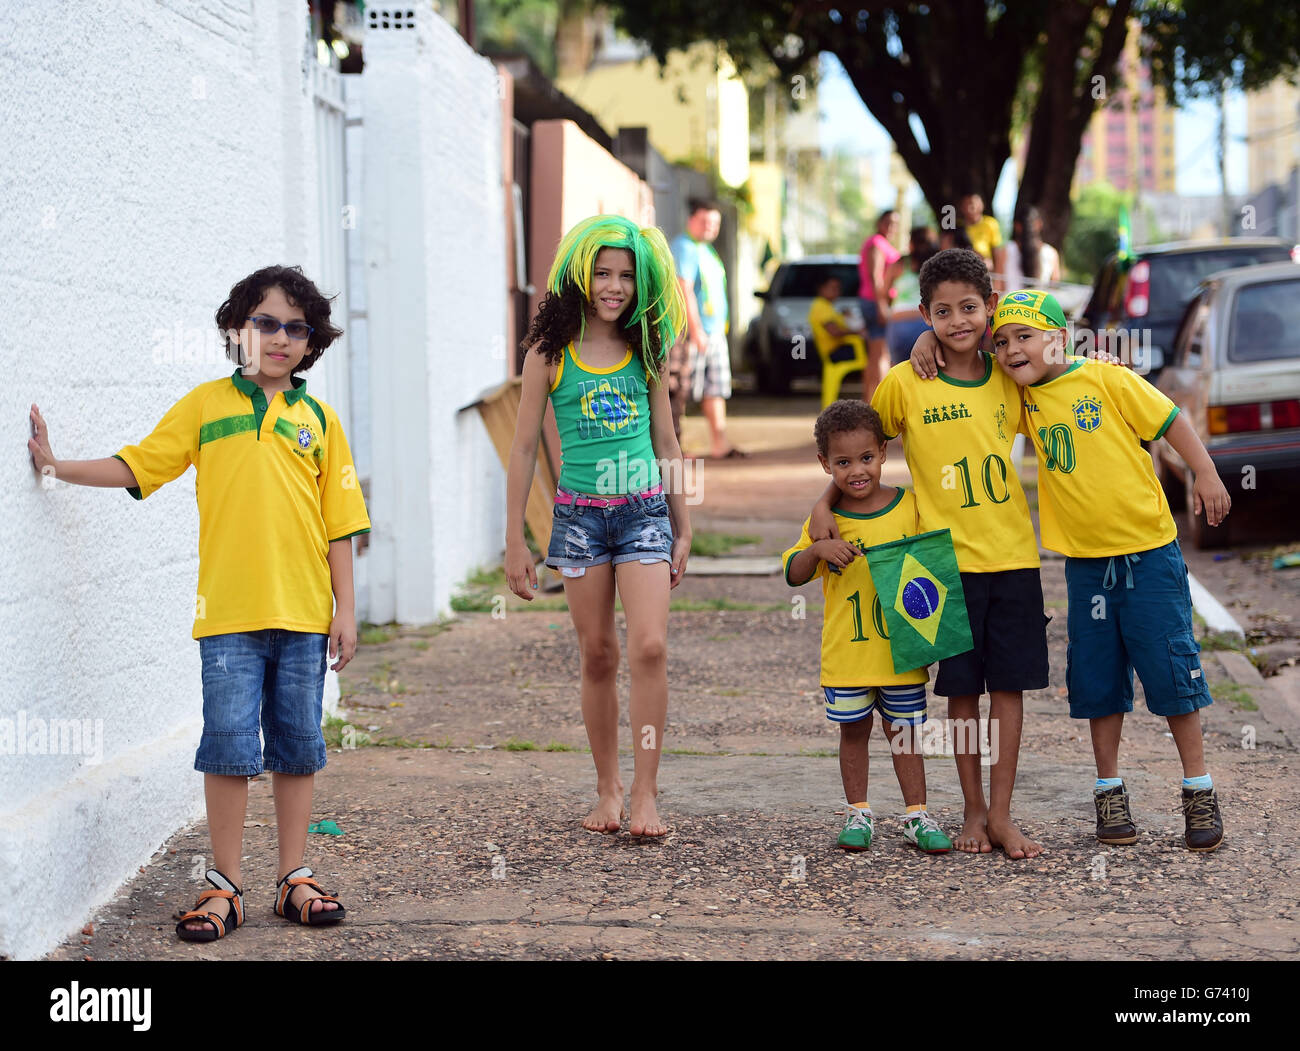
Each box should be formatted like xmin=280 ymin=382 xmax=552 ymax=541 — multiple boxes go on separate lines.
xmin=246 ymin=315 xmax=314 ymax=341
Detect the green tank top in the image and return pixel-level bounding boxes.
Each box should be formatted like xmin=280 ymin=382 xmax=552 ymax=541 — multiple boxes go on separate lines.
xmin=548 ymin=344 xmax=660 ymax=496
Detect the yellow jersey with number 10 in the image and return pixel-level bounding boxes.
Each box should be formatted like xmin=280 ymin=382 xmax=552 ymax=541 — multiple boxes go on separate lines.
xmin=1022 ymin=359 xmax=1179 ymax=558
xmin=871 ymin=355 xmax=1039 ymax=573
xmin=782 ymin=487 xmax=929 ymax=687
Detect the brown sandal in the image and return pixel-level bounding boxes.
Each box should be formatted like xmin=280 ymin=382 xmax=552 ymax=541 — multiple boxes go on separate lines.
xmin=275 ymin=865 xmax=346 ymax=926
xmin=175 ymin=869 xmax=244 ymax=942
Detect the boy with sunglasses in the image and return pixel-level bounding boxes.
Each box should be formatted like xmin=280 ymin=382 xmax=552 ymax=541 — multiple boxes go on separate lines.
xmin=28 ymin=265 xmax=370 ymax=939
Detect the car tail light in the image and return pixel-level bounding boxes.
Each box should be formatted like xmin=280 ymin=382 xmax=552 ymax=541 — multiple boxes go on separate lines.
xmin=1208 ymin=400 xmax=1300 ymax=434
xmin=1125 ymin=260 xmax=1150 ymax=318
xmin=1272 ymin=399 xmax=1300 ymax=429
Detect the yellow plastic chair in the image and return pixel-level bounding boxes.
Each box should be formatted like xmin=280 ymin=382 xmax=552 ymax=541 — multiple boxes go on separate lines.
xmin=817 ymin=334 xmax=868 ymax=408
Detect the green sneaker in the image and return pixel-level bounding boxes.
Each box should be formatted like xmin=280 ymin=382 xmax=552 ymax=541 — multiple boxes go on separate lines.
xmin=837 ymin=806 xmax=873 ymax=851
xmin=902 ymin=811 xmax=952 ymax=854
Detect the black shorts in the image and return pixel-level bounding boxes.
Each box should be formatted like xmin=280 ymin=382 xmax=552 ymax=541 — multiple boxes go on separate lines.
xmin=933 ymin=568 xmax=1050 ymax=697
xmin=828 ymin=343 xmax=858 ymax=364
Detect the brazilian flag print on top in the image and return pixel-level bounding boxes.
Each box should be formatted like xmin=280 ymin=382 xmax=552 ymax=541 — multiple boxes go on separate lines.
xmin=864 ymin=529 xmax=973 ymax=674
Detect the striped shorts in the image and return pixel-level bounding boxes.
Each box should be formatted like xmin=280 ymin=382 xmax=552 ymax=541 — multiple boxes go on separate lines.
xmin=823 ymin=683 xmax=928 ymax=726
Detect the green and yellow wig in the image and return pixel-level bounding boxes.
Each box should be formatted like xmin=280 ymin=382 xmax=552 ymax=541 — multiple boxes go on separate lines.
xmin=546 ymin=214 xmax=687 ymax=366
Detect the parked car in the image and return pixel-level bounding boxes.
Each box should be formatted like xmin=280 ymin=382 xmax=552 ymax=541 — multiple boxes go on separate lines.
xmin=745 ymin=257 xmax=861 ymax=394
xmin=1077 ymin=238 xmax=1298 ymax=386
xmin=1152 ymin=261 xmax=1300 ymax=548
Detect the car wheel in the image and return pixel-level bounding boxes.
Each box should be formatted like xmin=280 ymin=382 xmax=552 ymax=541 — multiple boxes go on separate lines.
xmin=756 ymin=346 xmax=791 ymax=395
xmin=1186 ymin=468 xmax=1229 ymax=549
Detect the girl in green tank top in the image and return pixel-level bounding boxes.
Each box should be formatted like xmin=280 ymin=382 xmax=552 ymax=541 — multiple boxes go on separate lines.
xmin=505 ymin=215 xmax=691 ymax=840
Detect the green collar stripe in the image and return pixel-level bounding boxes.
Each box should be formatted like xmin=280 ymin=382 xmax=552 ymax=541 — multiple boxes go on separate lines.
xmin=833 ymin=486 xmax=906 ymax=519
xmin=302 ymin=393 xmax=327 ymax=435
xmin=199 ymin=414 xmax=258 ymax=446
xmin=938 ymin=353 xmax=992 ymax=388
xmin=274 ymin=416 xmax=324 ymax=459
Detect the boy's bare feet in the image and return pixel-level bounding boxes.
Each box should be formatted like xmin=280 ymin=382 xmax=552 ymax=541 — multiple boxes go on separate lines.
xmin=582 ymin=792 xmax=625 ymax=833
xmin=955 ymin=811 xmax=993 ymax=853
xmin=628 ymin=789 xmax=668 ymax=838
xmin=987 ymin=814 xmax=1043 ymax=859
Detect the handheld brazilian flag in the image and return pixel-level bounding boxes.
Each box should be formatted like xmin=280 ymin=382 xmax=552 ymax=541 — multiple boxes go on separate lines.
xmin=1117 ymin=204 xmax=1132 ymax=266
xmin=864 ymin=529 xmax=973 ymax=674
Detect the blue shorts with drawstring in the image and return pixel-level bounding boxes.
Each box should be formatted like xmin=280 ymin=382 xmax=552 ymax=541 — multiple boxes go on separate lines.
xmin=195 ymin=630 xmax=330 ymax=776
xmin=1064 ymin=539 xmax=1213 ymax=719
xmin=545 ymin=487 xmax=674 ymax=575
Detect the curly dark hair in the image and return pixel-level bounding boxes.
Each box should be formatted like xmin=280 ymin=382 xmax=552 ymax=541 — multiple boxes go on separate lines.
xmin=815 ymin=399 xmax=887 ymax=458
xmin=521 ymin=288 xmax=665 ymax=382
xmin=918 ymin=248 xmax=991 ymax=307
xmin=214 ymin=265 xmax=344 ymax=373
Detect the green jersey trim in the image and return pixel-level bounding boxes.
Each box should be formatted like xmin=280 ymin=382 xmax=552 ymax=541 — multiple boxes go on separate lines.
xmin=1154 ymin=405 xmax=1180 ymax=440
xmin=1030 ymin=358 xmax=1085 ymax=388
xmin=937 ymin=353 xmax=992 ymax=388
xmin=833 ymin=487 xmax=906 ymax=520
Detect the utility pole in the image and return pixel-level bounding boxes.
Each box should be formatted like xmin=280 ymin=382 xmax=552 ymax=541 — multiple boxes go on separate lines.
xmin=1218 ymin=81 xmax=1232 ymax=236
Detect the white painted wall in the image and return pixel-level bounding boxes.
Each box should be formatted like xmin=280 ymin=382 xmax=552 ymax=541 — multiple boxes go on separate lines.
xmin=361 ymin=6 xmax=508 ymax=624
xmin=0 ymin=0 xmax=321 ymax=960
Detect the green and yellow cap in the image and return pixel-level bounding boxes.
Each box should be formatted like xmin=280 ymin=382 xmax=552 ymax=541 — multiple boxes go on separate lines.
xmin=992 ymin=289 xmax=1068 ymax=334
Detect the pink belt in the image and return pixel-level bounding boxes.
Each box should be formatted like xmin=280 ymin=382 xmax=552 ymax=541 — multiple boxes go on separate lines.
xmin=554 ymin=484 xmax=663 ymax=508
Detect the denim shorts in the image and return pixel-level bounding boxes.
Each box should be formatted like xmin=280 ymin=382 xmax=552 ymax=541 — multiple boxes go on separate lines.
xmin=1064 ymin=539 xmax=1213 ymax=719
xmin=195 ymin=630 xmax=329 ymax=776
xmin=858 ymin=298 xmax=887 ymax=340
xmin=545 ymin=487 xmax=674 ymax=573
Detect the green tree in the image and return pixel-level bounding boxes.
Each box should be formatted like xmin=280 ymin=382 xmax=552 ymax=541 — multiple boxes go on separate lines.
xmin=1062 ymin=183 xmax=1130 ymax=282
xmin=600 ymin=1 xmax=1300 ymax=251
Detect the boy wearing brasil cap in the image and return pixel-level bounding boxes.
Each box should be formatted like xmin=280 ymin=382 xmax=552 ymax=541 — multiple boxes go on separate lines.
xmin=991 ymin=289 xmax=1229 ymax=851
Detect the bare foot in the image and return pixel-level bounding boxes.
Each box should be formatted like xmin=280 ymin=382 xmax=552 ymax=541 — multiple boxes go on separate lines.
xmin=955 ymin=812 xmax=993 ymax=853
xmin=627 ymin=790 xmax=668 ymax=838
xmin=987 ymin=815 xmax=1043 ymax=859
xmin=582 ymin=792 xmax=625 ymax=833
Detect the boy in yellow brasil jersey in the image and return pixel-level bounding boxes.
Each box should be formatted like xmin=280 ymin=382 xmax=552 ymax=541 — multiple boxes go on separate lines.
xmin=992 ymin=290 xmax=1228 ymax=851
xmin=785 ymin=401 xmax=952 ymax=855
xmin=812 ymin=249 xmax=1047 ymax=860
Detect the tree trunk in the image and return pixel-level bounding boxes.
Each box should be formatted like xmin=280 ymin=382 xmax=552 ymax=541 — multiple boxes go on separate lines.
xmin=1016 ymin=0 xmax=1133 ymax=250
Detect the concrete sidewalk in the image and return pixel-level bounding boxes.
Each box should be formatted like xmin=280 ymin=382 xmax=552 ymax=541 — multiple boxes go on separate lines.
xmin=51 ymin=395 xmax=1300 ymax=960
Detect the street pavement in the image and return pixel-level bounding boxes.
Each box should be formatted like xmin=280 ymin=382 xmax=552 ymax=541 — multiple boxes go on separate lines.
xmin=51 ymin=392 xmax=1300 ymax=961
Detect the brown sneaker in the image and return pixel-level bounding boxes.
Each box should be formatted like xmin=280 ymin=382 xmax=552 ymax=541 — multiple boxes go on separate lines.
xmin=1181 ymin=787 xmax=1224 ymax=852
xmin=1094 ymin=784 xmax=1138 ymax=844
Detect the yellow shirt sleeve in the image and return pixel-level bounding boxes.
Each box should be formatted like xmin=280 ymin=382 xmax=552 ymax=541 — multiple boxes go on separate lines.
xmin=871 ymin=366 xmax=907 ymax=439
xmin=113 ymin=385 xmax=205 ymax=500
xmin=1106 ymin=364 xmax=1180 ymax=441
xmin=782 ymin=516 xmax=826 ymax=585
xmin=318 ymin=403 xmax=372 ymax=541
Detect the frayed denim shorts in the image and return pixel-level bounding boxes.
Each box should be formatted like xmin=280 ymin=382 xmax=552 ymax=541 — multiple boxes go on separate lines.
xmin=195 ymin=629 xmax=329 ymax=776
xmin=545 ymin=486 xmax=674 ymax=576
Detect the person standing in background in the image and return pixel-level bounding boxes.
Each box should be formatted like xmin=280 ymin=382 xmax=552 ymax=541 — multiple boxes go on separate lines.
xmin=671 ymin=200 xmax=743 ymax=458
xmin=1002 ymin=205 xmax=1061 ymax=291
xmin=959 ymin=192 xmax=1004 ymax=279
xmin=886 ymin=226 xmax=939 ymax=366
xmin=857 ymin=209 xmax=901 ymax=402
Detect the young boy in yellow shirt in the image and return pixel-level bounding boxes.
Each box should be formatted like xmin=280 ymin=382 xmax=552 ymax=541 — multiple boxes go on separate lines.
xmin=991 ymin=290 xmax=1228 ymax=850
xmin=785 ymin=400 xmax=952 ymax=854
xmin=28 ymin=265 xmax=371 ymax=937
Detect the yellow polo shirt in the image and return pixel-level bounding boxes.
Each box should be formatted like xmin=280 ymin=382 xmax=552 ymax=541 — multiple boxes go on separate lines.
xmin=965 ymin=216 xmax=1002 ymax=263
xmin=782 ymin=488 xmax=929 ymax=687
xmin=114 ymin=371 xmax=371 ymax=639
xmin=1021 ymin=359 xmax=1180 ymax=557
xmin=872 ymin=355 xmax=1039 ymax=573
